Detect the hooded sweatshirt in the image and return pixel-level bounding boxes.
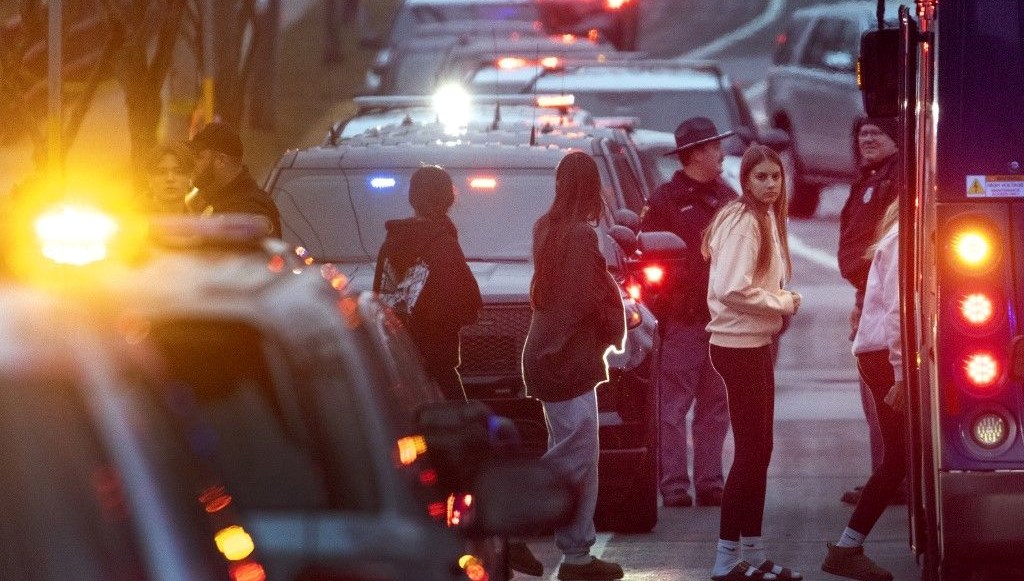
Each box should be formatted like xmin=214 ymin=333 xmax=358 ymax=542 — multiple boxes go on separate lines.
xmin=374 ymin=216 xmax=482 ymax=368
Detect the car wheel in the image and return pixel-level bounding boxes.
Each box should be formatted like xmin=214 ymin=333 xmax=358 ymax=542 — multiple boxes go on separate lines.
xmin=781 ymin=149 xmax=820 ymax=218
xmin=594 ymin=450 xmax=658 ymax=533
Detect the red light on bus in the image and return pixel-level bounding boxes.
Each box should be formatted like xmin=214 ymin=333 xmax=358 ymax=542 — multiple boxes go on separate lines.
xmin=643 ymin=265 xmax=665 ymax=284
xmin=960 ymin=293 xmax=994 ymax=325
xmin=951 ymin=230 xmax=993 ymax=268
xmin=964 ymin=352 xmax=999 ymax=388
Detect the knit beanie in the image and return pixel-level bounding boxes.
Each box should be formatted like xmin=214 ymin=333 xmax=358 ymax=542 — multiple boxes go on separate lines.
xmin=855 ymin=116 xmax=899 ymax=143
xmin=409 ymin=165 xmax=455 ymax=217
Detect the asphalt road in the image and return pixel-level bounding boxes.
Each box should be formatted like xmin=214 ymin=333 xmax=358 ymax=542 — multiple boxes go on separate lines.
xmin=523 ymin=2 xmax=925 ymax=579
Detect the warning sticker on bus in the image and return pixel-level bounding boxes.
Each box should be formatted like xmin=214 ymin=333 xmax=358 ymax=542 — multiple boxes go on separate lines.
xmin=966 ymin=175 xmax=1024 ymax=197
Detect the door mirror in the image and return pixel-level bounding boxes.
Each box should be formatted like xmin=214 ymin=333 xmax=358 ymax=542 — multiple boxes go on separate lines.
xmin=613 ymin=208 xmax=641 ymax=232
xmin=758 ymin=127 xmax=791 ymax=152
xmin=859 ymin=28 xmax=901 ymax=117
xmin=466 ymin=459 xmax=575 ymax=537
xmin=636 ymin=231 xmax=687 ymax=260
xmin=609 ymin=224 xmax=637 ymax=255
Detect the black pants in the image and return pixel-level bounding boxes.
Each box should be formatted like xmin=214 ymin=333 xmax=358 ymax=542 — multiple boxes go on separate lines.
xmin=710 ymin=344 xmax=775 ymax=541
xmin=849 ymin=349 xmax=906 ymax=535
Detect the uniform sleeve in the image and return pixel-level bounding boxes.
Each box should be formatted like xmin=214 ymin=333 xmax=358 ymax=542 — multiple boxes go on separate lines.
xmin=709 ymin=216 xmax=795 ymax=316
xmin=641 ymin=188 xmax=669 ymax=232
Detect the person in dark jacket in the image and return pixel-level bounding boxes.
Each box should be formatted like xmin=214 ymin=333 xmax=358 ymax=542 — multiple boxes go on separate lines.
xmin=836 ymin=116 xmax=900 ymax=505
xmin=373 ymin=165 xmax=482 ymax=401
xmin=641 ymin=116 xmax=736 ymax=508
xmin=185 ymin=122 xmax=282 ymax=237
xmin=521 ymin=151 xmax=626 ymax=581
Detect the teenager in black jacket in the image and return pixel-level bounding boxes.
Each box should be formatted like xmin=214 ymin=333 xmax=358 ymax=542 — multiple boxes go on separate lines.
xmin=373 ymin=166 xmax=482 ymax=400
xmin=520 ymin=151 xmax=626 ymax=581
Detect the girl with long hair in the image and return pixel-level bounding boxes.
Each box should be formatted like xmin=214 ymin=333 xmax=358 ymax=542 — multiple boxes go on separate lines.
xmin=703 ymin=144 xmax=803 ymax=581
xmin=520 ymin=151 xmax=626 ymax=581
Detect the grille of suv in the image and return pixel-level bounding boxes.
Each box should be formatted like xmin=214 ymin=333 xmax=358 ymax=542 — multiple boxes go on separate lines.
xmin=459 ymin=304 xmax=532 ymax=378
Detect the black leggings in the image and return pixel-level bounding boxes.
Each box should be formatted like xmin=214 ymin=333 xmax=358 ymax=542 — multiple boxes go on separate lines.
xmin=710 ymin=344 xmax=776 ymax=541
xmin=849 ymin=349 xmax=906 ymax=535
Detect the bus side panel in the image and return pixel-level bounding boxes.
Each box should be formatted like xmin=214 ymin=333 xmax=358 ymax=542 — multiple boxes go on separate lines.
xmin=939 ymin=471 xmax=1024 ymax=562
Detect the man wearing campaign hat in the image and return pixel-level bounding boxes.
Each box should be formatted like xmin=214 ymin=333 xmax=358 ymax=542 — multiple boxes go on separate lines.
xmin=186 ymin=121 xmax=281 ymax=237
xmin=642 ymin=116 xmax=737 ymax=508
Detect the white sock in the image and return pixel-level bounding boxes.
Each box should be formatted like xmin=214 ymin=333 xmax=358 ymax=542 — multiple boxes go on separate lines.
xmin=712 ymin=540 xmax=741 ymax=576
xmin=836 ymin=527 xmax=866 ymax=548
xmin=741 ymin=536 xmax=767 ymax=568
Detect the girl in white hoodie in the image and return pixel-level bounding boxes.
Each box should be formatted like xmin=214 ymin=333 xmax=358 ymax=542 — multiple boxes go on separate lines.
xmin=702 ymin=144 xmax=802 ymax=581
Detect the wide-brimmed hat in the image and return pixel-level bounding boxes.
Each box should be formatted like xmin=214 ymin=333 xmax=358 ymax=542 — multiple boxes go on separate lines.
xmin=663 ymin=117 xmax=735 ymax=156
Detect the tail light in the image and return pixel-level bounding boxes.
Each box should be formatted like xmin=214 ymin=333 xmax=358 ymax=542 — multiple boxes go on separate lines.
xmin=642 ymin=264 xmax=665 ymax=284
xmin=959 ymin=293 xmax=994 ymax=325
xmin=964 ymin=352 xmax=1000 ymax=389
xmin=606 ymin=0 xmax=630 ymax=9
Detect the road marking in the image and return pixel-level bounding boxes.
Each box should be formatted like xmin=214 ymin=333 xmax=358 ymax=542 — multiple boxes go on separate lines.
xmin=545 ymin=532 xmax=614 ymax=581
xmin=681 ymin=0 xmax=787 ymax=59
xmin=789 ymin=235 xmax=838 ymax=271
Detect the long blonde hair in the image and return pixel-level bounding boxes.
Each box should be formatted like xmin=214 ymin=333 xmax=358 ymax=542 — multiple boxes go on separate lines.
xmin=701 ymin=144 xmax=792 ymax=280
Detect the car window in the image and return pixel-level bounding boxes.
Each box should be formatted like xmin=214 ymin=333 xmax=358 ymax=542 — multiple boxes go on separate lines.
xmin=798 ymin=16 xmax=856 ymax=71
xmin=561 ymin=89 xmax=735 ymax=135
xmin=0 ymin=377 xmax=148 ymax=580
xmin=148 ymin=320 xmax=377 ymax=512
xmin=272 ymin=170 xmax=369 ymax=261
xmin=605 ymin=140 xmax=646 ymax=213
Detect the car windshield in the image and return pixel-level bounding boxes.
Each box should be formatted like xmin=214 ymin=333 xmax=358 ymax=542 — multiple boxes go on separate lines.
xmin=390 ymin=3 xmax=539 ymax=43
xmin=350 ymin=168 xmax=556 ymax=261
xmin=146 ymin=320 xmax=380 ymax=513
xmin=539 ymin=87 xmax=733 ymax=134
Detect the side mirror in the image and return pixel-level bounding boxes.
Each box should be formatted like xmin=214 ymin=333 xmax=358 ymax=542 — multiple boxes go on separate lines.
xmin=609 ymin=224 xmax=637 ymax=255
xmin=636 ymin=230 xmax=687 ymax=260
xmin=613 ymin=208 xmax=641 ymax=232
xmin=1012 ymin=336 xmax=1024 ymax=382
xmin=758 ymin=127 xmax=791 ymax=152
xmin=414 ymin=400 xmax=520 ymax=489
xmin=859 ymin=28 xmax=901 ymax=117
xmin=466 ymin=459 xmax=575 ymax=537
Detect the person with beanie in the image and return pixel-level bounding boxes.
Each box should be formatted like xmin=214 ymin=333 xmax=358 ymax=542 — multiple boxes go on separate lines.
xmin=836 ymin=116 xmax=902 ymax=506
xmin=373 ymin=165 xmax=482 ymax=400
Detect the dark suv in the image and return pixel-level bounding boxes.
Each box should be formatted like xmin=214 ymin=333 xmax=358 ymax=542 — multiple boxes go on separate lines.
xmin=765 ymin=1 xmax=899 ymax=216
xmin=268 ymin=115 xmax=681 ymax=533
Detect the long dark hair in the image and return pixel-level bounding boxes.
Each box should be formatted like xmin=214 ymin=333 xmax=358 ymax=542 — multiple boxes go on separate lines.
xmin=702 ymin=144 xmax=792 ymax=280
xmin=531 ymin=151 xmax=604 ymax=307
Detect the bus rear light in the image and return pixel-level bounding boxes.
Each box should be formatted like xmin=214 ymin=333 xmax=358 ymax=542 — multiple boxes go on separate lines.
xmin=971 ymin=412 xmax=1009 ymax=449
xmin=960 ymin=293 xmax=994 ymax=325
xmin=951 ymin=230 xmax=993 ymax=268
xmin=964 ymin=352 xmax=1000 ymax=388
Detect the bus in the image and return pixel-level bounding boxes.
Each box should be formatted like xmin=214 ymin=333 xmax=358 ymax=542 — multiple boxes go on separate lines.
xmin=859 ymin=1 xmax=1024 ymax=579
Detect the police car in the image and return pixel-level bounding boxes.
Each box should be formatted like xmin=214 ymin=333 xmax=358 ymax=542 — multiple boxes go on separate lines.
xmin=4 ymin=189 xmax=570 ymax=581
xmin=267 ymin=94 xmax=690 ymax=533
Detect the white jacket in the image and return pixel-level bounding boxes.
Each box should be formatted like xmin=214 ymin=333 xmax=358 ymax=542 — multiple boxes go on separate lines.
xmin=852 ymin=225 xmax=902 ymax=372
xmin=706 ymin=209 xmax=796 ymax=348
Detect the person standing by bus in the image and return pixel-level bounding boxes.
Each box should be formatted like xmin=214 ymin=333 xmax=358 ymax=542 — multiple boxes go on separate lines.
xmin=642 ymin=116 xmax=736 ymax=509
xmin=822 ymin=202 xmax=903 ymax=581
xmin=704 ymin=144 xmax=802 ymax=581
xmin=837 ymin=117 xmax=901 ymax=505
xmin=521 ymin=151 xmax=626 ymax=581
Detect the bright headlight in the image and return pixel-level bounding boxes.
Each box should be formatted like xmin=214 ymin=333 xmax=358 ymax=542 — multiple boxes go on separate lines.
xmin=432 ymin=83 xmax=471 ymax=135
xmin=34 ymin=203 xmax=119 ymax=266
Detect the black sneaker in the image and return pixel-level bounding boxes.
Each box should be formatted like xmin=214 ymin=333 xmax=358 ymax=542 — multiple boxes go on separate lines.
xmin=508 ymin=541 xmax=543 ymax=577
xmin=557 ymin=557 xmax=624 ymax=581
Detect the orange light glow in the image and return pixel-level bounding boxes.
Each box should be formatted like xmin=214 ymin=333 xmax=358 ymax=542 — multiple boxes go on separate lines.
xmin=267 ymin=255 xmax=285 ymax=273
xmin=496 ymin=56 xmax=528 ymax=69
xmin=964 ymin=353 xmax=999 ymax=388
xmin=559 ymin=33 xmax=576 ymax=43
xmin=606 ymin=0 xmax=629 ymax=9
xmin=469 ymin=177 xmax=498 ymax=190
xmin=459 ymin=555 xmax=490 ymax=581
xmin=540 ymin=56 xmax=562 ymax=69
xmin=588 ymin=29 xmax=600 ymax=42
xmin=229 ymin=562 xmax=267 ymax=581
xmin=199 ymin=485 xmax=233 ymax=513
xmin=397 ymin=435 xmax=428 ymax=465
xmin=215 ymin=526 xmax=256 ymax=561
xmin=960 ymin=293 xmax=994 ymax=325
xmin=536 ymin=94 xmax=574 ymax=108
xmin=952 ymin=231 xmax=992 ymax=267
xmin=643 ymin=265 xmax=665 ymax=284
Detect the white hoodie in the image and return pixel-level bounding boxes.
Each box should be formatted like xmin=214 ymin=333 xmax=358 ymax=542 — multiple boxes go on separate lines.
xmin=706 ymin=208 xmax=797 ymax=348
xmin=852 ymin=225 xmax=902 ymax=372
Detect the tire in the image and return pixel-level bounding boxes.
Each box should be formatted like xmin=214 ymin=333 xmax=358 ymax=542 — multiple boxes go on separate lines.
xmin=778 ymin=134 xmax=820 ymax=218
xmin=594 ymin=450 xmax=658 ymax=533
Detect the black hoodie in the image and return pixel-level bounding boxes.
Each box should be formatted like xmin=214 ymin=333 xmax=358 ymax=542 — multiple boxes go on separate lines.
xmin=373 ymin=216 xmax=482 ymax=371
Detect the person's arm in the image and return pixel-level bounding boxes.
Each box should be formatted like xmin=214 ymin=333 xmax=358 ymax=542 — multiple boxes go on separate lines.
xmin=877 ymin=233 xmax=902 ymax=374
xmin=709 ymin=216 xmax=796 ymax=316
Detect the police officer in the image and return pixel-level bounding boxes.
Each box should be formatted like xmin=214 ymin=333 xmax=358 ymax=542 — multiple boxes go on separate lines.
xmin=642 ymin=117 xmax=736 ymax=508
xmin=186 ymin=122 xmax=282 ymax=237
xmin=837 ymin=116 xmax=901 ymax=505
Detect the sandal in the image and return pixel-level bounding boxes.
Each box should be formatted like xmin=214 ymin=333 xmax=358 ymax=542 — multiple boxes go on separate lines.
xmin=711 ymin=561 xmax=777 ymax=581
xmin=757 ymin=560 xmax=803 ymax=580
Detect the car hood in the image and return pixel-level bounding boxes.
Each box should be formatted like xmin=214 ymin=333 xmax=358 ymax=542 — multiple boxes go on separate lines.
xmin=333 ymin=260 xmax=534 ymax=303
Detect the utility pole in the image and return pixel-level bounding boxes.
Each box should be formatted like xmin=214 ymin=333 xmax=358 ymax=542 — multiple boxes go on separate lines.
xmin=202 ymin=0 xmax=216 ymax=125
xmin=47 ymin=0 xmax=62 ymax=181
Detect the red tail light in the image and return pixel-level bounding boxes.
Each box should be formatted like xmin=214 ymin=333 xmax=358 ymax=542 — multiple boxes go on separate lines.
xmin=960 ymin=293 xmax=994 ymax=325
xmin=626 ymin=283 xmax=641 ymax=301
xmin=606 ymin=0 xmax=630 ymax=9
xmin=642 ymin=265 xmax=665 ymax=284
xmin=964 ymin=352 xmax=1000 ymax=388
